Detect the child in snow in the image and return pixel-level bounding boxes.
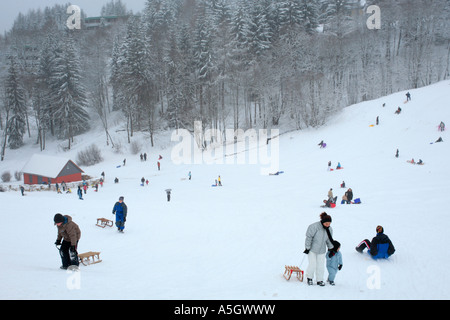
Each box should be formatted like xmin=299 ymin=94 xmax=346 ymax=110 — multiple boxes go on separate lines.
xmin=355 ymin=225 xmax=395 ymax=259
xmin=326 ymin=240 xmax=343 ymax=286
xmin=165 ymin=189 xmax=172 ymax=202
xmin=77 ymin=186 xmax=83 ymax=200
xmin=112 ymin=196 xmax=127 ymax=232
xmin=54 ymin=213 xmax=81 ymax=270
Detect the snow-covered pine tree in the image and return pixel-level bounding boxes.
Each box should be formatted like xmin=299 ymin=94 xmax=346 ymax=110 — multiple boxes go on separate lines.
xmin=4 ymin=55 xmax=27 ymax=150
xmin=50 ymin=32 xmax=90 ymax=149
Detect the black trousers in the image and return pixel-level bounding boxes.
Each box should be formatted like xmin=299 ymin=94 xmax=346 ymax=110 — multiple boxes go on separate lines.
xmin=60 ymin=240 xmax=79 ymax=268
xmin=356 ymin=239 xmax=371 ymax=253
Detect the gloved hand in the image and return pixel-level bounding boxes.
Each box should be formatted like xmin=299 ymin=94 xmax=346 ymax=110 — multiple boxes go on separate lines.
xmin=303 ymin=249 xmax=310 ymax=254
xmin=328 ymin=248 xmax=336 ymax=258
xmin=55 ymin=240 xmax=61 ymax=245
xmin=338 ymin=264 xmax=342 ymax=270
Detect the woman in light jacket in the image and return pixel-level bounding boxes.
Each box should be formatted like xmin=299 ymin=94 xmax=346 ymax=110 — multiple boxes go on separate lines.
xmin=304 ymin=212 xmax=334 ymax=286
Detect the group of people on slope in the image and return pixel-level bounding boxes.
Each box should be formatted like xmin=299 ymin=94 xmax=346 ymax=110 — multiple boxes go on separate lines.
xmin=303 ymin=212 xmax=395 ymax=286
xmin=322 ymin=187 xmax=354 ymax=207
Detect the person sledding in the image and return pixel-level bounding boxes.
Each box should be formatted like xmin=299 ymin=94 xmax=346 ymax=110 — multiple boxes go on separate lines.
xmin=395 ymin=107 xmax=402 ymax=114
xmin=435 ymin=137 xmax=443 ymax=143
xmin=355 ymin=225 xmax=395 ymax=259
xmin=318 ymin=140 xmax=326 ymax=148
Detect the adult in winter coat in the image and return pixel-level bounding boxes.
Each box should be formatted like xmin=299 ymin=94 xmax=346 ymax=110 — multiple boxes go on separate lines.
xmin=344 ymin=188 xmax=353 ymax=204
xmin=304 ymin=212 xmax=334 ymax=286
xmin=112 ymin=196 xmax=128 ymax=232
xmin=54 ymin=213 xmax=81 ymax=269
xmin=355 ymin=225 xmax=395 ymax=259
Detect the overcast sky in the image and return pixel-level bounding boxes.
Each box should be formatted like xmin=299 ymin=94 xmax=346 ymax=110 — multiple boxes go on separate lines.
xmin=0 ymin=0 xmax=147 ymax=34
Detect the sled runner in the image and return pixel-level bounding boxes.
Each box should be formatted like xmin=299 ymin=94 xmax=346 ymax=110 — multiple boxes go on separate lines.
xmin=78 ymin=251 xmax=102 ymax=266
xmin=96 ymin=218 xmax=113 ymax=228
xmin=283 ymin=265 xmax=304 ymax=282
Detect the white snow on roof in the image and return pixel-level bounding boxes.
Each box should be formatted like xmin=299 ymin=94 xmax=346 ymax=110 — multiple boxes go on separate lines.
xmin=21 ymin=154 xmax=76 ymax=178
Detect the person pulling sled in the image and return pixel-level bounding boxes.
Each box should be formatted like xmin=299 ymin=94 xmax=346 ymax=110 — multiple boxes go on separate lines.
xmin=54 ymin=213 xmax=81 ymax=270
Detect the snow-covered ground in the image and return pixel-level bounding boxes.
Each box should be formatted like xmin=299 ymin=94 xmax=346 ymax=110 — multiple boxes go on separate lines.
xmin=1 ymin=81 xmax=449 ymax=300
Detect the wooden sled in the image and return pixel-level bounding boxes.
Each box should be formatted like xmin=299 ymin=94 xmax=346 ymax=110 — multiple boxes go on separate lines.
xmin=96 ymin=218 xmax=113 ymax=228
xmin=283 ymin=265 xmax=304 ymax=282
xmin=78 ymin=251 xmax=102 ymax=266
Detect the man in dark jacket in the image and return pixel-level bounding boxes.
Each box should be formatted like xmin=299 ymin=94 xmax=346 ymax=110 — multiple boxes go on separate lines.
xmin=344 ymin=188 xmax=353 ymax=204
xmin=355 ymin=225 xmax=395 ymax=259
xmin=54 ymin=213 xmax=81 ymax=269
xmin=112 ymin=196 xmax=128 ymax=232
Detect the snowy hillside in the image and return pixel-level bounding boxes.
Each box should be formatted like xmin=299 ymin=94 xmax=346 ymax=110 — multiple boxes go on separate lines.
xmin=0 ymin=80 xmax=449 ymax=300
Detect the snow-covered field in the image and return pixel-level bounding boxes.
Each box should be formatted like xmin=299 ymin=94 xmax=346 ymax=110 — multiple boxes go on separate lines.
xmin=1 ymin=81 xmax=449 ymax=300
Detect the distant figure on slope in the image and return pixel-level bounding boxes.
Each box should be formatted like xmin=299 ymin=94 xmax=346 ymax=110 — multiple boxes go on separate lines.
xmin=417 ymin=159 xmax=423 ymax=165
xmin=328 ymin=161 xmax=332 ymax=171
xmin=395 ymin=107 xmax=402 ymax=114
xmin=123 ymin=158 xmax=126 ymax=166
xmin=355 ymin=225 xmax=395 ymax=259
xmin=336 ymin=162 xmax=342 ymax=170
xmin=376 ymin=116 xmax=379 ymax=125
xmin=326 ymin=240 xmax=343 ymax=286
xmin=342 ymin=188 xmax=353 ymax=204
xmin=328 ymin=188 xmax=334 ymax=201
xmin=318 ymin=140 xmax=326 ymax=148
xmin=340 ymin=181 xmax=346 ymax=188
xmin=20 ymin=185 xmax=25 ymax=196
xmin=439 ymin=121 xmax=445 ymax=132
xmin=165 ymin=189 xmax=172 ymax=202
xmin=395 ymin=149 xmax=399 ymax=158
xmin=435 ymin=137 xmax=443 ymax=143
xmin=141 ymin=177 xmax=145 ymax=186
xmin=112 ymin=196 xmax=127 ymax=233
xmin=406 ymin=92 xmax=411 ymax=101
xmin=77 ymin=186 xmax=83 ymax=200
xmin=114 ymin=177 xmax=119 ymax=183
xmin=218 ymin=176 xmax=222 ymax=186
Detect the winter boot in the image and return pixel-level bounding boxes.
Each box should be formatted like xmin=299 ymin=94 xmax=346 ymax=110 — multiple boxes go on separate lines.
xmin=317 ymin=281 xmax=325 ymax=286
xmin=307 ymin=278 xmax=313 ymax=286
xmin=327 ymin=280 xmax=335 ymax=286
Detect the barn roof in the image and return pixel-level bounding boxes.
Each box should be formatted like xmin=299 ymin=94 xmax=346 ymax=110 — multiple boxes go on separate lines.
xmin=21 ymin=154 xmax=84 ymax=178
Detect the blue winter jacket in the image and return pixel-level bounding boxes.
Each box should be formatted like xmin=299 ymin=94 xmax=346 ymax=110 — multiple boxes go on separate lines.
xmin=368 ymin=233 xmax=395 ymax=260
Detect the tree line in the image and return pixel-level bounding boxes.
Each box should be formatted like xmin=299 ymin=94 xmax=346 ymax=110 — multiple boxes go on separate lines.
xmin=1 ymin=0 xmax=449 ymax=158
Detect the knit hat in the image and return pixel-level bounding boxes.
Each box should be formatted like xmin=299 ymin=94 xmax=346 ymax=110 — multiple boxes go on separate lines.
xmin=320 ymin=213 xmax=332 ymax=224
xmin=119 ymin=196 xmax=124 ymax=201
xmin=332 ymin=240 xmax=341 ymax=249
xmin=54 ymin=213 xmax=65 ymax=225
xmin=376 ymin=225 xmax=384 ymax=234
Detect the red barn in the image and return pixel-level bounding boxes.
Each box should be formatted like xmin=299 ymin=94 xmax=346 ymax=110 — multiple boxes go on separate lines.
xmin=21 ymin=154 xmax=84 ymax=185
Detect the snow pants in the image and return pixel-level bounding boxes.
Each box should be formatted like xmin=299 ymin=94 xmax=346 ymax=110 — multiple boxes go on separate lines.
xmin=115 ymin=212 xmax=125 ymax=231
xmin=59 ymin=240 xmax=79 ymax=268
xmin=306 ymin=252 xmax=325 ymax=282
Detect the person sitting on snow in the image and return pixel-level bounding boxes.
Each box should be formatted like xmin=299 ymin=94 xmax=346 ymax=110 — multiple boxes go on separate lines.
xmin=355 ymin=226 xmax=395 ymax=259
